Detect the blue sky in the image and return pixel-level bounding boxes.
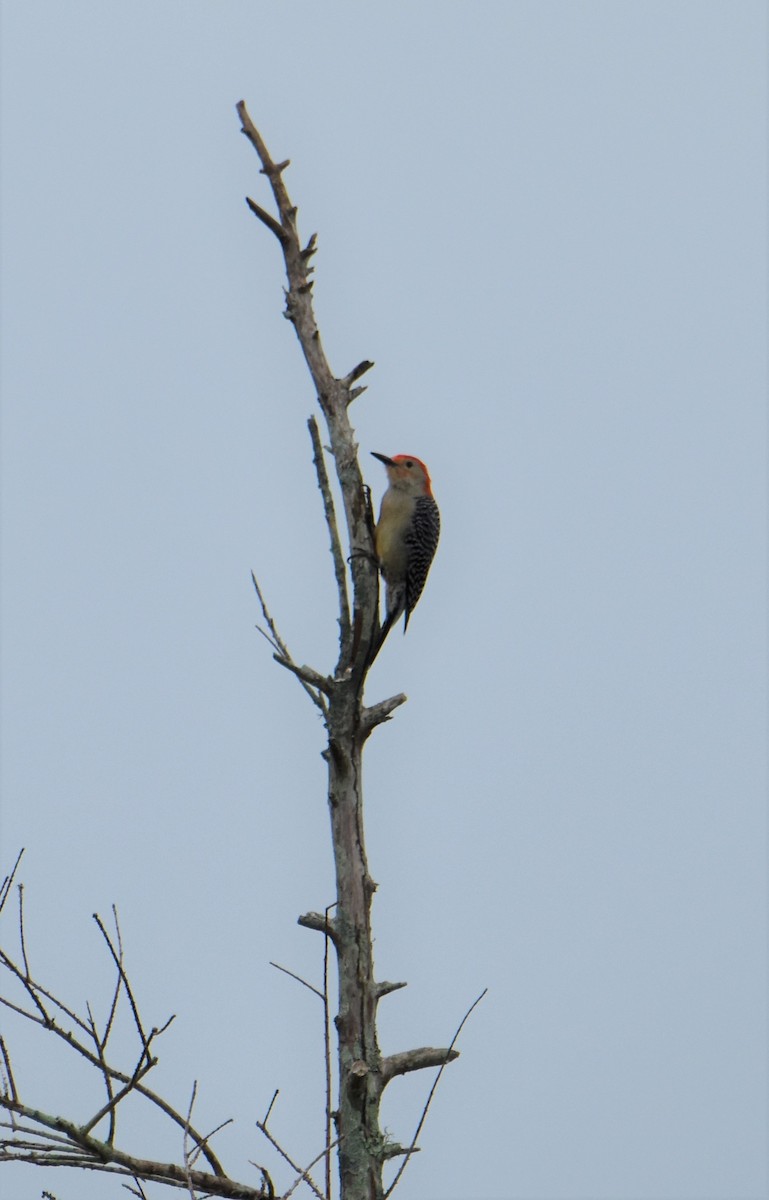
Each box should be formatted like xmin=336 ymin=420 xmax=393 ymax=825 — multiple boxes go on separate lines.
xmin=1 ymin=4 xmax=766 ymax=1199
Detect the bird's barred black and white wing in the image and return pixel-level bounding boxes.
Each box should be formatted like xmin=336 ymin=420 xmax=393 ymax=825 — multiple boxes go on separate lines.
xmin=403 ymin=495 xmax=440 ymax=629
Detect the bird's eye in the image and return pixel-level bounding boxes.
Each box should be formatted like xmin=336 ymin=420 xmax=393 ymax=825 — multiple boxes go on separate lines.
xmin=405 ymin=460 xmax=414 ymax=468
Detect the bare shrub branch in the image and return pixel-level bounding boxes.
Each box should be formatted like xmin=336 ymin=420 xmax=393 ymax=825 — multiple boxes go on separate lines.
xmin=0 ymin=895 xmax=236 ymax=1185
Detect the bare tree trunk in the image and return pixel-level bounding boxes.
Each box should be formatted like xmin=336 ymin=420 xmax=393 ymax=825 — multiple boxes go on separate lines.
xmin=326 ymin=692 xmax=382 ymax=1198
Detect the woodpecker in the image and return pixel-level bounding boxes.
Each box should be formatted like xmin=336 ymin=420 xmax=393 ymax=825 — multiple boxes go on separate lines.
xmin=370 ymin=452 xmax=440 ymax=653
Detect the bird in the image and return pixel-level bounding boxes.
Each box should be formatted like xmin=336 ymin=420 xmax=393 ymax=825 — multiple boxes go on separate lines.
xmin=370 ymin=452 xmax=440 ymax=657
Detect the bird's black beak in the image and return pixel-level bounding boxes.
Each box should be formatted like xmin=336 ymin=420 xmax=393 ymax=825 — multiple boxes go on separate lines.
xmin=371 ymin=452 xmax=394 ymax=466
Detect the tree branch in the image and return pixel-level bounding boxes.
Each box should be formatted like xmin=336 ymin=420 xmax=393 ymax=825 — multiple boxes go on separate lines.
xmin=269 ymin=961 xmax=324 ymax=1002
xmin=374 ymin=981 xmax=407 ymax=1001
xmin=0 ymin=849 xmax=24 ymax=916
xmin=0 ymin=1035 xmax=18 ymax=1103
xmin=250 ymin=572 xmax=329 ymax=713
xmin=380 ymin=1047 xmax=459 ymax=1086
xmin=237 ymin=100 xmax=379 ymax=679
xmin=245 ymin=197 xmax=290 ymax=245
xmin=254 ymin=1119 xmax=325 ymax=1200
xmin=272 ymin=656 xmax=332 ymax=696
xmin=297 ymin=912 xmax=338 ymax=945
xmin=341 ymin=361 xmax=375 ymax=389
xmin=92 ymin=910 xmax=153 ymax=1068
xmin=308 ymin=414 xmax=351 ymax=655
xmin=0 ymin=904 xmax=225 ymax=1178
xmin=0 ymin=1101 xmax=268 ymax=1199
xmin=359 ymin=694 xmax=408 ymax=738
xmin=383 ymin=989 xmax=488 ymax=1197
xmin=283 ymin=1136 xmax=341 ymax=1200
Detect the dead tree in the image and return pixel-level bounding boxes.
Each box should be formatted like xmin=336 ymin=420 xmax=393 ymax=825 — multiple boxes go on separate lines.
xmin=0 ymin=106 xmax=483 ymax=1200
xmin=236 ymin=101 xmax=470 ymax=1200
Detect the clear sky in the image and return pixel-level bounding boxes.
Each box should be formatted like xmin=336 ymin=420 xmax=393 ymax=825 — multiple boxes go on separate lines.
xmin=1 ymin=4 xmax=766 ymax=1199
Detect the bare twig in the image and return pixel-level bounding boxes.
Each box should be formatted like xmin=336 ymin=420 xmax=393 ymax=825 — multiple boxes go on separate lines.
xmin=0 ymin=1035 xmax=18 ymax=1103
xmin=250 ymin=572 xmax=294 ymax=659
xmin=323 ymin=902 xmax=335 ymax=1200
xmin=269 ymin=962 xmax=323 ymax=1002
xmin=341 ymin=362 xmax=374 ymax=388
xmin=250 ymin=572 xmax=328 ymax=714
xmin=18 ymin=885 xmax=31 ymax=980
xmin=283 ymin=1137 xmax=340 ymax=1200
xmin=92 ymin=911 xmax=152 ymax=1067
xmin=256 ymin=1090 xmax=328 ymax=1200
xmin=383 ymin=989 xmax=488 ymax=1198
xmin=85 ymin=1001 xmax=118 ymax=1144
xmin=101 ymin=905 xmax=125 ymax=1048
xmin=272 ymin=656 xmax=332 ymax=696
xmin=245 ymin=197 xmax=290 ymax=245
xmin=0 ymin=849 xmax=24 ymax=915
xmin=182 ymin=1080 xmax=199 ymax=1198
xmin=248 ymin=1163 xmax=275 ymax=1200
xmin=0 ymin=933 xmax=52 ymax=1026
xmin=195 ymin=1116 xmax=234 ymax=1156
xmin=300 ymin=232 xmax=318 ymax=262
xmin=1 ymin=1118 xmax=76 ymax=1149
xmin=268 ymin=941 xmax=336 ymax=1200
xmin=125 ymin=1177 xmax=151 ymax=1200
xmin=308 ymin=415 xmax=351 ymax=654
xmin=183 ymin=1081 xmax=230 ymax=1188
xmin=80 ymin=1058 xmax=155 ymax=1137
xmin=255 ymin=1121 xmax=325 ymax=1200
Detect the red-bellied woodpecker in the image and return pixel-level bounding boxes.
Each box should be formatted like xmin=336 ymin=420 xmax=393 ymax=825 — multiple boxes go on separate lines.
xmin=370 ymin=452 xmax=440 ymax=652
